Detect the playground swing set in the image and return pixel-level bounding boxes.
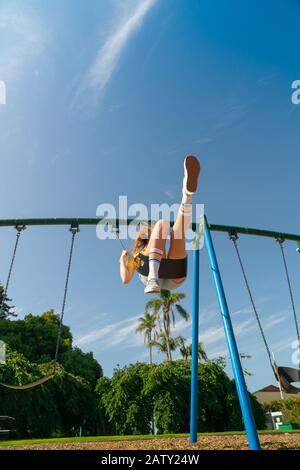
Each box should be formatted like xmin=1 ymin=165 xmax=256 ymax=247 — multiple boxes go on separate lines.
xmin=0 ymin=224 xmax=80 ymax=390
xmin=0 ymin=216 xmax=299 ymax=450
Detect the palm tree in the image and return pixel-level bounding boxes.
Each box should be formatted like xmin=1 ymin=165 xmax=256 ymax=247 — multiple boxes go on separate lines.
xmin=239 ymin=353 xmax=253 ymax=377
xmin=144 ymin=289 xmax=189 ymax=362
xmin=187 ymin=342 xmax=208 ymax=362
xmin=178 ymin=337 xmax=208 ymax=362
xmin=136 ymin=312 xmax=157 ymax=364
xmin=150 ymin=332 xmax=183 ymax=362
xmin=178 ymin=336 xmax=190 ymax=360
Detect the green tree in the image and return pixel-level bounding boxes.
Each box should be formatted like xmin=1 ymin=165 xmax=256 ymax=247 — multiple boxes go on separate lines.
xmin=60 ymin=348 xmax=103 ymax=390
xmin=0 ymin=310 xmax=72 ymax=364
xmin=178 ymin=337 xmax=208 ymax=361
xmin=0 ymin=311 xmax=103 ymax=391
xmin=97 ymin=360 xmax=266 ymax=435
xmin=96 ymin=364 xmax=152 ymax=435
xmin=144 ymin=290 xmax=189 ymax=361
xmin=143 ymin=360 xmax=191 ymax=433
xmin=136 ymin=312 xmax=157 ymax=364
xmin=187 ymin=342 xmax=208 ymax=361
xmin=0 ymin=284 xmax=15 ymax=320
xmin=0 ymin=310 xmax=105 ymax=438
xmin=178 ymin=336 xmax=190 ymax=360
xmin=95 ymin=376 xmax=114 ymax=435
xmin=264 ymin=398 xmax=300 ymax=426
xmin=0 ymin=348 xmax=100 ymax=438
xmin=150 ymin=332 xmax=183 ymax=362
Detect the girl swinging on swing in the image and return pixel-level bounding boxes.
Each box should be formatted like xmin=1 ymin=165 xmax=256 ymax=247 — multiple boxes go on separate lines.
xmin=120 ymin=155 xmax=201 ymax=294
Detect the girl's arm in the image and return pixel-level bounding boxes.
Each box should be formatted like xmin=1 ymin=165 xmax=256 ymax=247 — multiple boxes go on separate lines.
xmin=119 ymin=250 xmax=135 ymax=284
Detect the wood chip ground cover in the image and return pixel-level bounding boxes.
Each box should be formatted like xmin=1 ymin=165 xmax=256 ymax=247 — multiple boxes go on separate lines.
xmin=1 ymin=434 xmax=300 ymax=450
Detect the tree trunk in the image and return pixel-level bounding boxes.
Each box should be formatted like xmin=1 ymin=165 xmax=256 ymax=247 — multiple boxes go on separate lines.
xmin=149 ymin=332 xmax=153 ymax=365
xmin=163 ymin=317 xmax=172 ymax=362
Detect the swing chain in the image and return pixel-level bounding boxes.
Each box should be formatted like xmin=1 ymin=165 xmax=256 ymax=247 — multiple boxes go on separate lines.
xmin=276 ymin=237 xmax=300 ymax=349
xmin=53 ymin=225 xmax=79 ymax=370
xmin=229 ymin=233 xmax=274 ymax=369
xmin=70 ymin=225 xmax=80 ymax=235
xmin=4 ymin=225 xmax=26 ymax=297
xmin=229 ymin=232 xmax=239 ymax=242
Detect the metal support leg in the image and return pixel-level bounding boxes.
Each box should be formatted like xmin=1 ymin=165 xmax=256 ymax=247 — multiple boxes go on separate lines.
xmin=204 ymin=217 xmax=261 ymax=450
xmin=190 ymin=246 xmax=200 ymax=443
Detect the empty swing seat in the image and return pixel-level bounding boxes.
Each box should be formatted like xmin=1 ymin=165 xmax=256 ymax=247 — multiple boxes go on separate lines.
xmin=0 ymin=373 xmax=55 ymax=391
xmin=273 ymin=365 xmax=300 ymax=394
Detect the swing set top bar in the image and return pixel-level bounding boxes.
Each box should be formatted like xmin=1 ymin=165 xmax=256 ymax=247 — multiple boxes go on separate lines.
xmin=208 ymin=223 xmax=300 ymax=243
xmin=0 ymin=218 xmax=300 ymax=242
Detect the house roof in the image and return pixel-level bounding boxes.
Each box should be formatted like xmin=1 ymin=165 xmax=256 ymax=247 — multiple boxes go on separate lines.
xmin=254 ymin=384 xmax=280 ymax=393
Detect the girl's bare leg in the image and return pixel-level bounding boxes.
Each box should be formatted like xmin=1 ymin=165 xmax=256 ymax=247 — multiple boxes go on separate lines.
xmin=142 ymin=156 xmax=200 ymax=292
xmin=168 ymin=210 xmax=189 ymax=260
xmin=167 ymin=209 xmax=191 ymax=284
xmin=143 ymin=219 xmax=170 ymax=257
xmin=168 ymin=155 xmax=200 ymax=283
xmin=143 ymin=219 xmax=170 ymax=293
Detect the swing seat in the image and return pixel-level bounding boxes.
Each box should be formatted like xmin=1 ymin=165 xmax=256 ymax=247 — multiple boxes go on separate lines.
xmin=273 ymin=365 xmax=300 ymax=394
xmin=136 ymin=253 xmax=188 ymax=279
xmin=0 ymin=373 xmax=54 ymax=391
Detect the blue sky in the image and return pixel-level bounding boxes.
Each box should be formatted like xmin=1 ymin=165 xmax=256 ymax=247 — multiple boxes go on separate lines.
xmin=0 ymin=0 xmax=300 ymax=393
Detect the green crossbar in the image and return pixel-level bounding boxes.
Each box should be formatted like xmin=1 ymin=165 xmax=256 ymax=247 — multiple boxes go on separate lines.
xmin=0 ymin=218 xmax=299 ymax=243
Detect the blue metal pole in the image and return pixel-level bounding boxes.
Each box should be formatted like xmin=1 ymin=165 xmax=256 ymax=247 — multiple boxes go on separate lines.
xmin=204 ymin=217 xmax=261 ymax=450
xmin=190 ymin=245 xmax=200 ymax=443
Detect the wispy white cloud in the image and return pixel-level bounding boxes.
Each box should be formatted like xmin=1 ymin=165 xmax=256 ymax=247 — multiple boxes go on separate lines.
xmin=256 ymin=71 xmax=279 ymax=87
xmin=201 ymin=325 xmax=226 ymax=346
xmin=213 ymin=102 xmax=249 ymax=131
xmin=163 ymin=189 xmax=175 ymax=199
xmin=49 ymin=148 xmax=71 ymax=167
xmin=272 ymin=336 xmax=296 ymax=353
xmin=194 ymin=137 xmax=213 ymax=145
xmin=232 ymin=306 xmax=253 ymax=317
xmin=75 ymin=323 xmax=115 ymax=347
xmin=264 ymin=313 xmax=286 ymax=331
xmin=75 ymin=301 xmax=287 ymax=367
xmin=13 ymin=306 xmax=24 ymax=316
xmin=0 ymin=4 xmax=49 ymax=81
xmin=75 ymin=315 xmax=141 ymax=350
xmin=80 ymin=0 xmax=157 ymax=95
xmin=209 ymin=348 xmax=229 ymax=360
xmin=174 ymin=318 xmax=191 ymax=333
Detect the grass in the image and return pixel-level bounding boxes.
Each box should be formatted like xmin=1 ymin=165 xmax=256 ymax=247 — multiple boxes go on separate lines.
xmin=1 ymin=429 xmax=300 ymax=447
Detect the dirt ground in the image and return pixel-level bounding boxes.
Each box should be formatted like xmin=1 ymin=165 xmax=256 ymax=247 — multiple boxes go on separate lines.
xmin=1 ymin=434 xmax=300 ymax=451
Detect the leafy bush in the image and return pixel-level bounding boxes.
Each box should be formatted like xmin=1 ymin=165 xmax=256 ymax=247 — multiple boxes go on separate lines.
xmin=0 ymin=309 xmax=105 ymax=438
xmin=0 ymin=348 xmax=100 ymax=438
xmin=96 ymin=359 xmax=265 ymax=435
xmin=263 ymin=398 xmax=300 ymax=425
xmin=0 ymin=311 xmax=102 ymax=388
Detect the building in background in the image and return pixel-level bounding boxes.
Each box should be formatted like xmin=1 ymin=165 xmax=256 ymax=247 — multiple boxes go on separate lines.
xmin=254 ymin=384 xmax=299 ymax=404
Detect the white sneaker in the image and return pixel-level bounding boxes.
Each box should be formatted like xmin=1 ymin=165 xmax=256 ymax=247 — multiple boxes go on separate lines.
xmin=183 ymin=155 xmax=201 ymax=196
xmin=144 ymin=278 xmax=161 ymax=294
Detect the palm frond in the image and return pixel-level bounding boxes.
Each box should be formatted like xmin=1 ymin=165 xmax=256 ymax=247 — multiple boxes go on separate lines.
xmin=175 ymin=303 xmax=190 ymax=321
xmin=170 ymin=306 xmax=176 ymax=329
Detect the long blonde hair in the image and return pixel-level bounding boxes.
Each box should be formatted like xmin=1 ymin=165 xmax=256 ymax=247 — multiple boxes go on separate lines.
xmin=132 ymin=223 xmax=152 ymax=257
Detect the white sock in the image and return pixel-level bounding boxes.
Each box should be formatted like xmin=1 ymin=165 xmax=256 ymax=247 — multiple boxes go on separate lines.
xmin=148 ymin=248 xmax=163 ymax=281
xmin=182 ymin=190 xmax=192 ymax=205
xmin=179 ymin=189 xmax=193 ymax=232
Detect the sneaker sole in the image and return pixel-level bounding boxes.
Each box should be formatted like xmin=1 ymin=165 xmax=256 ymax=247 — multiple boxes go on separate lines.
xmin=184 ymin=155 xmax=201 ymax=194
xmin=144 ymin=287 xmax=161 ymax=294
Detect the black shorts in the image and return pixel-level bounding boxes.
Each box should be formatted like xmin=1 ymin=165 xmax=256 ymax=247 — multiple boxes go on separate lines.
xmin=136 ymin=253 xmax=188 ymax=279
